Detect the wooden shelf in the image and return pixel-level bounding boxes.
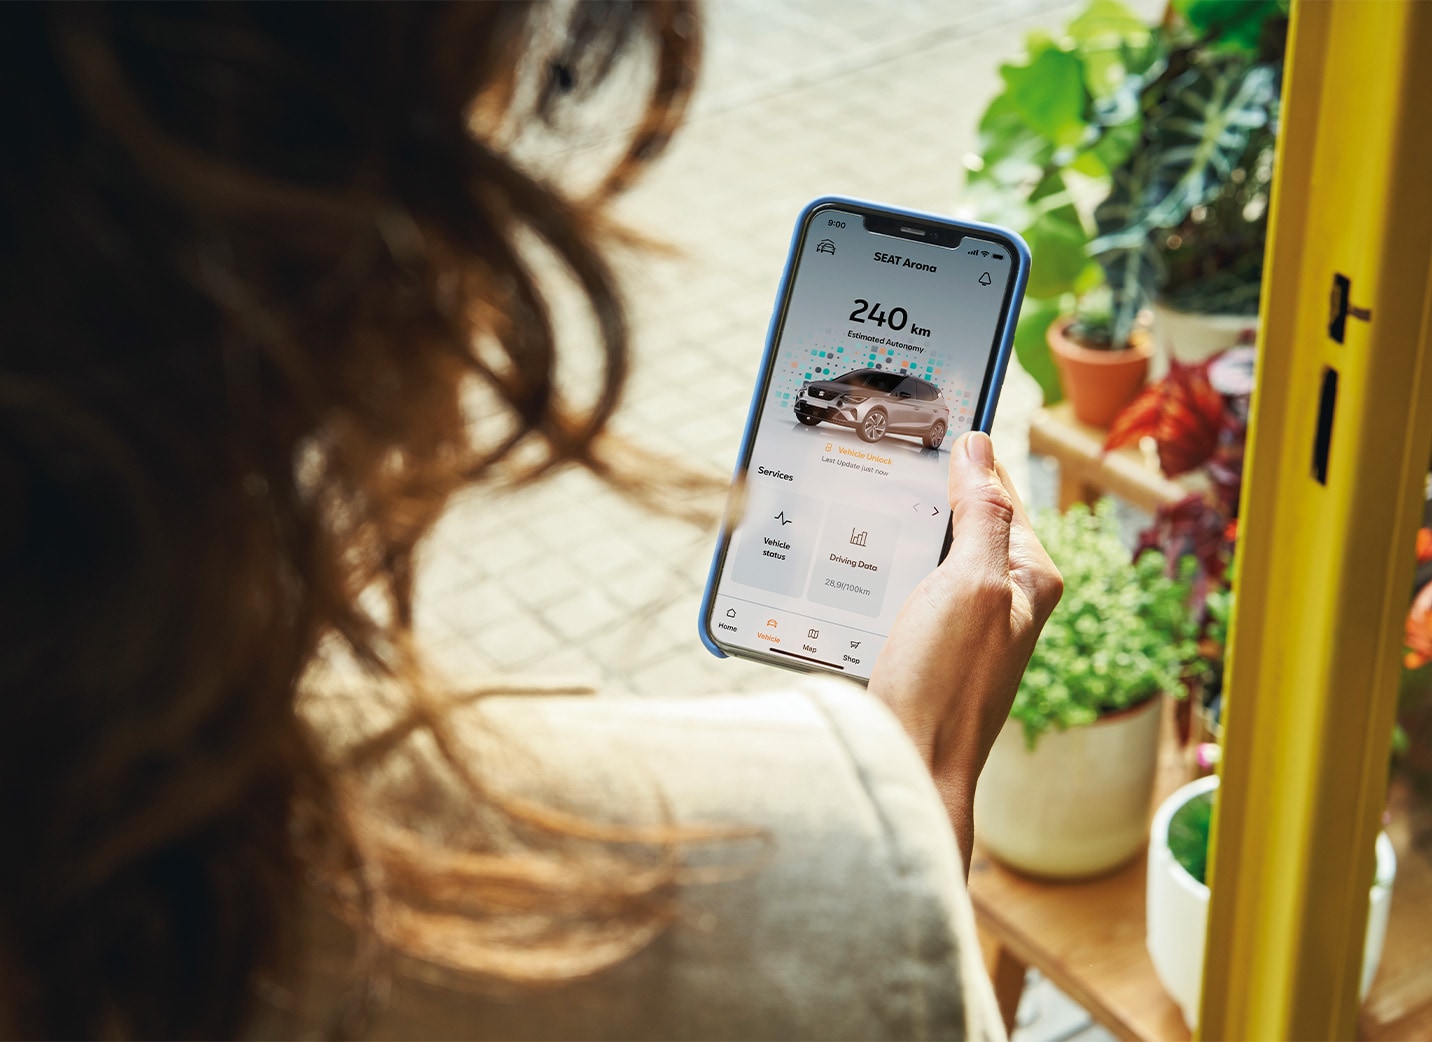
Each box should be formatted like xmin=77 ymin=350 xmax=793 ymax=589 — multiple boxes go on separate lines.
xmin=1028 ymin=401 xmax=1206 ymax=514
xmin=967 ymin=702 xmax=1432 ymax=1040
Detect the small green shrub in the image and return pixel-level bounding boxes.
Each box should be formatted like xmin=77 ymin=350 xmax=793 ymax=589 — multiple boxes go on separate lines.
xmin=1167 ymin=790 xmax=1215 ymax=885
xmin=1013 ymin=499 xmax=1201 ymax=747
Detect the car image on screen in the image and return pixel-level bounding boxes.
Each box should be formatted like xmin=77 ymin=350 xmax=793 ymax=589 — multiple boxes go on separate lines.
xmin=793 ymin=368 xmax=951 ymax=448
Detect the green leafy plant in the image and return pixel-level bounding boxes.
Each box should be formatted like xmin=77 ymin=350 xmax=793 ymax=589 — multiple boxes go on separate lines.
xmin=1013 ymin=499 xmax=1202 ymax=747
xmin=1089 ymin=43 xmax=1280 ymax=338
xmin=965 ymin=0 xmax=1287 ymax=400
xmin=1168 ymin=789 xmax=1215 ymax=884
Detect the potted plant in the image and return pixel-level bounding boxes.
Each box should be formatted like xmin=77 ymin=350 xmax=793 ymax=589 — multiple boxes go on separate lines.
xmin=965 ymin=0 xmax=1288 ymax=404
xmin=1046 ymin=286 xmax=1153 ymax=428
xmin=1142 ymin=466 xmax=1427 ymax=1032
xmin=1148 ymin=776 xmax=1397 ymax=1031
xmin=974 ymin=499 xmax=1201 ymax=878
xmin=1091 ymin=0 xmax=1285 ymax=372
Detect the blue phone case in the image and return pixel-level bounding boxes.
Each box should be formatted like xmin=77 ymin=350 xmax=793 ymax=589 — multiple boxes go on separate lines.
xmin=698 ymin=195 xmax=1031 ymax=661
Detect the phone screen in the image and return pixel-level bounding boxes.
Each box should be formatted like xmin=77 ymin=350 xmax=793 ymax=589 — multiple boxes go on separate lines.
xmin=702 ymin=201 xmax=1023 ymax=681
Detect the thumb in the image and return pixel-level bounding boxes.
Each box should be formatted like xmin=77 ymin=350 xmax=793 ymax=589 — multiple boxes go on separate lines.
xmin=948 ymin=432 xmax=1016 ymax=537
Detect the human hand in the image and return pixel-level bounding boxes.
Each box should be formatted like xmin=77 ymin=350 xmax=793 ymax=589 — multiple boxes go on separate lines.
xmin=867 ymin=431 xmax=1062 ymax=873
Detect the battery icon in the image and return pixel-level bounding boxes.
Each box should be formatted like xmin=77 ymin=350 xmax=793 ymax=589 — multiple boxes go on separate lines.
xmin=993 ymin=253 xmax=1004 ymax=260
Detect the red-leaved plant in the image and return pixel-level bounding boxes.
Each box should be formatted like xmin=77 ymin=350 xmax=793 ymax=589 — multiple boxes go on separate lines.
xmin=1101 ymin=346 xmax=1253 ymax=740
xmin=1103 ymin=349 xmax=1250 ymax=613
xmin=1101 ymin=346 xmax=1432 ymax=767
xmin=1104 ymin=358 xmax=1229 ymax=482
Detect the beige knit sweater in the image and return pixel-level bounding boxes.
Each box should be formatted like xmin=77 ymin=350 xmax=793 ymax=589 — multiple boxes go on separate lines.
xmin=250 ymin=681 xmax=1003 ymax=1041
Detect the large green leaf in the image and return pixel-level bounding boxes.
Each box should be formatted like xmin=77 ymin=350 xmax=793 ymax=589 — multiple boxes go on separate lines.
xmin=1013 ymin=298 xmax=1066 ymax=406
xmin=1077 ymin=117 xmax=1140 ymax=176
xmin=1074 ymin=39 xmax=1161 ymax=178
xmin=1024 ymin=174 xmax=1091 ymax=299
xmin=1025 ymin=213 xmax=1091 ymax=300
xmin=1067 ymin=0 xmax=1148 ymax=47
xmin=1090 ymin=41 xmax=1164 ymax=127
xmin=1098 ymin=237 xmax=1162 ymax=346
xmin=1090 ymin=162 xmax=1163 ymax=345
xmin=1089 ymin=58 xmax=1277 ymax=254
xmin=960 ymin=177 xmax=1035 ymax=234
xmin=1067 ymin=0 xmax=1152 ymax=99
xmin=999 ymin=46 xmax=1088 ymax=149
xmin=971 ymin=91 xmax=1055 ymax=188
xmin=1175 ymin=0 xmax=1282 ymax=53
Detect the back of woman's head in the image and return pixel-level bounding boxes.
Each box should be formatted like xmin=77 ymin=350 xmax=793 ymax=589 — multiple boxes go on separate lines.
xmin=0 ymin=3 xmax=698 ymax=1036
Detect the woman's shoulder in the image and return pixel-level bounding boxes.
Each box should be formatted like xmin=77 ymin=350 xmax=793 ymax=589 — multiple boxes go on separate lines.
xmin=257 ymin=683 xmax=1002 ymax=1041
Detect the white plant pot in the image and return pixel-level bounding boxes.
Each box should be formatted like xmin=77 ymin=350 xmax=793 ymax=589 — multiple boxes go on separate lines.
xmin=974 ymin=696 xmax=1163 ymax=879
xmin=1149 ymin=303 xmax=1258 ymax=379
xmin=1147 ymin=775 xmax=1397 ymax=1031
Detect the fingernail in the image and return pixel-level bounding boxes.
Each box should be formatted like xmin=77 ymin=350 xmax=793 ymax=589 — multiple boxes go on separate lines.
xmin=964 ymin=431 xmax=994 ymax=467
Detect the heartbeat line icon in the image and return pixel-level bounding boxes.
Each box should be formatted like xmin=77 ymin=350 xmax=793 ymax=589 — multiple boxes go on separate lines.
xmin=774 ymin=511 xmax=792 ymax=525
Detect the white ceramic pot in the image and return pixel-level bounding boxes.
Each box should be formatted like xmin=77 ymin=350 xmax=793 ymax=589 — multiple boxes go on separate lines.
xmin=1147 ymin=775 xmax=1397 ymax=1031
xmin=1149 ymin=303 xmax=1258 ymax=379
xmin=974 ymin=695 xmax=1163 ymax=879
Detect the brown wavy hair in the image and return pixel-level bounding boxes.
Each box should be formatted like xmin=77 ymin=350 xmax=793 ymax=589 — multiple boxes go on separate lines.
xmin=0 ymin=3 xmax=709 ymax=1037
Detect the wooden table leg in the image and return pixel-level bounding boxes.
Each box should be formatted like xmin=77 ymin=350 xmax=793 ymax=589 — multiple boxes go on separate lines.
xmin=1057 ymin=468 xmax=1098 ymax=511
xmin=981 ymin=930 xmax=1028 ymax=1038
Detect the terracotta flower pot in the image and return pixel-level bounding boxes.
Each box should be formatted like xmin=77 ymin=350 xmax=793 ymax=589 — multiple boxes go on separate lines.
xmin=1047 ymin=315 xmax=1152 ymax=429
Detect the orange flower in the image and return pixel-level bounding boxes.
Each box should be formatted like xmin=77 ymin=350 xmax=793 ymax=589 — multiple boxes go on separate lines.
xmin=1408 ymin=582 xmax=1432 ymax=670
xmin=1417 ymin=527 xmax=1432 ymax=565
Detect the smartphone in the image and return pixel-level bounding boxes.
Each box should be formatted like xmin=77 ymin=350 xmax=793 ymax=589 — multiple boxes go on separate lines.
xmin=699 ymin=196 xmax=1029 ymax=682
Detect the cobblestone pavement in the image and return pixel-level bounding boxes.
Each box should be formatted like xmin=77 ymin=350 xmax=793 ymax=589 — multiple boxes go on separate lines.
xmin=409 ymin=4 xmax=1176 ymax=1041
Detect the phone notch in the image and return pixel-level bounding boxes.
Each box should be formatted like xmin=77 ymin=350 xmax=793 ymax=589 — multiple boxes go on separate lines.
xmin=863 ymin=214 xmax=963 ymax=250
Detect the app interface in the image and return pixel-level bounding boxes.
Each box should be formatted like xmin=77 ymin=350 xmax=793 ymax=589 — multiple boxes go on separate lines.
xmin=709 ymin=207 xmax=1016 ymax=679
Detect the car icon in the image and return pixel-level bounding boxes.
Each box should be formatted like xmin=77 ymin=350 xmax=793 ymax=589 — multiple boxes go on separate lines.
xmin=815 ymin=239 xmax=837 ymax=254
xmin=794 ymin=368 xmax=950 ymax=448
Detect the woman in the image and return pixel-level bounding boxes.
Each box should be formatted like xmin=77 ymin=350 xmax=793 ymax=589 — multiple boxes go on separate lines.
xmin=0 ymin=3 xmax=1060 ymax=1038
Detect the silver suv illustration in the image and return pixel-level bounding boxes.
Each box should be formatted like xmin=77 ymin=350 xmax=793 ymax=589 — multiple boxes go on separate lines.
xmin=794 ymin=368 xmax=951 ymax=448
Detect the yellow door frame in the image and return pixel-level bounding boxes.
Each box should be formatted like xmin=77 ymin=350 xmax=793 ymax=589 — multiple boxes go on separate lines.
xmin=1201 ymin=1 xmax=1432 ymax=1039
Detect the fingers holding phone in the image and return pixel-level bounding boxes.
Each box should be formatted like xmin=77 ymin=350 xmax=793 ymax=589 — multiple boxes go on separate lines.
xmin=868 ymin=431 xmax=1062 ymax=870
